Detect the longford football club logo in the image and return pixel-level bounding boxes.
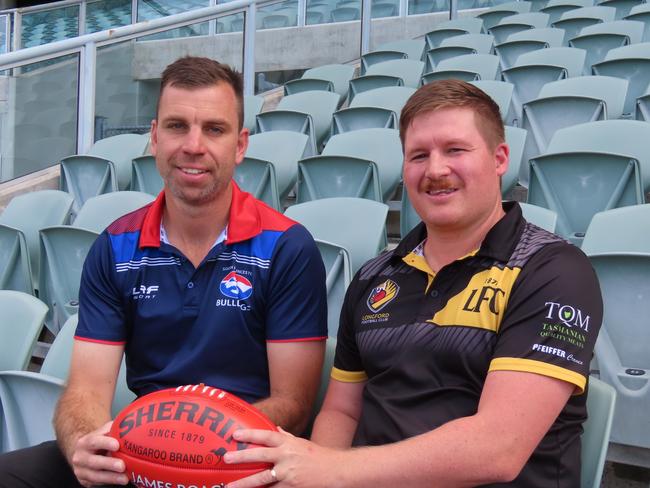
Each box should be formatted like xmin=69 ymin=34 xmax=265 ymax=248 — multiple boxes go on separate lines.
xmin=367 ymin=279 xmax=399 ymax=312
xmin=220 ymin=271 xmax=253 ymax=300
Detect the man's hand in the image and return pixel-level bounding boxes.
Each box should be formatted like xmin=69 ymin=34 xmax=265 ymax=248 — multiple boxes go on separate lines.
xmin=224 ymin=428 xmax=344 ymax=488
xmin=68 ymin=421 xmax=129 ymax=487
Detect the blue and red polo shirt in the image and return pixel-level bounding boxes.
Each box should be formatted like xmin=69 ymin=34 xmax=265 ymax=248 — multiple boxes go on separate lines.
xmin=75 ymin=182 xmax=328 ymax=403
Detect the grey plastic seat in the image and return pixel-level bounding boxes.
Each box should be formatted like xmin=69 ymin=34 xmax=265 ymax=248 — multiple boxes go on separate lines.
xmin=60 ymin=134 xmax=149 ymax=213
xmin=131 ymin=155 xmax=163 ymax=196
xmin=425 ymin=18 xmax=486 ymax=50
xmin=244 ymin=94 xmax=265 ymax=134
xmin=422 ymin=54 xmax=501 ymax=83
xmin=236 ymin=131 xmax=309 ymax=209
xmin=38 ymin=192 xmax=154 ymax=334
xmin=581 ymin=376 xmax=616 ymax=488
xmin=581 ymin=206 xmax=650 ymax=452
xmin=400 ymin=188 xmax=422 ymax=238
xmin=592 ymin=42 xmax=650 ymax=115
xmin=597 ymin=0 xmax=643 ymax=19
xmin=360 ymin=50 xmax=408 ymax=76
xmin=527 ymin=120 xmax=650 ymax=243
xmin=634 ymin=84 xmax=650 ymax=120
xmin=0 ymin=291 xmax=48 ymax=371
xmin=519 ymin=76 xmax=628 ymax=186
xmin=348 ymin=74 xmax=404 ymax=100
xmin=295 ymin=127 xmax=402 ymax=204
xmin=495 ymin=28 xmax=566 ymax=70
xmin=502 ymin=125 xmax=528 ymax=196
xmin=375 ymin=39 xmax=427 ymax=61
xmin=624 ymin=3 xmax=650 ymax=41
xmin=0 ymin=190 xmax=73 ymax=294
xmin=552 ymin=5 xmax=617 ymax=41
xmin=426 ymin=34 xmax=496 ymax=71
xmin=255 ymin=90 xmax=339 ymax=154
xmin=569 ymin=20 xmax=644 ymax=72
xmin=502 ymin=47 xmax=586 ymax=120
xmin=477 ymin=1 xmax=534 ymax=30
xmin=284 ymin=64 xmax=355 ymax=105
xmin=331 ymin=86 xmax=416 ymax=135
xmin=489 ymin=12 xmax=551 ymax=44
xmin=470 ymin=80 xmax=515 ymax=120
xmin=518 ymin=202 xmax=558 ymax=231
xmin=363 ymin=59 xmax=426 ymax=88
xmin=314 ymin=239 xmax=352 ymax=337
xmin=541 ymin=0 xmax=596 ymax=24
xmin=284 ymin=198 xmax=389 ymax=273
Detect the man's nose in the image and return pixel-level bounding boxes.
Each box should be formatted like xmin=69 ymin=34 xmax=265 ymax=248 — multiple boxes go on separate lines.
xmin=182 ymin=126 xmax=205 ymax=154
xmin=424 ymin=152 xmax=451 ymax=179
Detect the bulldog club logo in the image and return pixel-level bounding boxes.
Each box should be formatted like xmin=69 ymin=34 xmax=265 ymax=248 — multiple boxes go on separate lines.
xmin=219 ymin=271 xmax=253 ymax=300
xmin=367 ymin=279 xmax=399 ymax=312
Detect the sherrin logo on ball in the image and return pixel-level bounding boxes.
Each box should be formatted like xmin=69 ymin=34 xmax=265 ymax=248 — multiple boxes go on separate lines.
xmin=109 ymin=384 xmax=277 ymax=488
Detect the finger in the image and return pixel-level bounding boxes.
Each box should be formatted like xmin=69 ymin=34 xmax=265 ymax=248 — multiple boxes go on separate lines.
xmin=75 ymin=466 xmax=129 ymax=486
xmin=224 ymin=446 xmax=275 ymax=465
xmin=227 ymin=468 xmax=277 ymax=488
xmin=73 ymin=450 xmax=125 ymax=474
xmin=232 ymin=428 xmax=285 ymax=447
xmin=78 ymin=432 xmax=120 ymax=453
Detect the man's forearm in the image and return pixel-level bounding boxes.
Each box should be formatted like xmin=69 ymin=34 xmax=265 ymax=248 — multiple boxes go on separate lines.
xmin=310 ymin=409 xmax=358 ymax=448
xmin=253 ymin=396 xmax=311 ymax=435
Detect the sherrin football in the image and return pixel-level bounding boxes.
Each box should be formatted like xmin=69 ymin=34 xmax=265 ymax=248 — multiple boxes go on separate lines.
xmin=109 ymin=384 xmax=277 ymax=488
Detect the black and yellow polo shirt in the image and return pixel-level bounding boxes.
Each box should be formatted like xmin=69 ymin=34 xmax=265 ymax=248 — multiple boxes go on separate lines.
xmin=333 ymin=202 xmax=602 ymax=487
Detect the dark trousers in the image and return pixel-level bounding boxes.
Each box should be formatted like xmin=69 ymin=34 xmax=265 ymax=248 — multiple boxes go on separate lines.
xmin=0 ymin=441 xmax=129 ymax=488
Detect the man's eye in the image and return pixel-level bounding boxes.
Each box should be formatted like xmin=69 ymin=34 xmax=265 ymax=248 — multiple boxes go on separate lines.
xmin=207 ymin=126 xmax=223 ymax=134
xmin=166 ymin=122 xmax=185 ymax=130
xmin=410 ymin=153 xmax=427 ymax=161
xmin=448 ymin=147 xmax=465 ymax=153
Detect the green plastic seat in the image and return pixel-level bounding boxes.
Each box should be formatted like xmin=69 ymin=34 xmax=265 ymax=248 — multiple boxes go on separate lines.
xmin=244 ymin=94 xmax=265 ymax=134
xmin=285 ymin=197 xmax=389 ymax=273
xmin=0 ymin=291 xmax=48 ymax=371
xmin=364 ymin=59 xmax=426 ymax=88
xmin=426 ymin=33 xmax=496 ymax=71
xmin=0 ymin=190 xmax=73 ymax=294
xmin=494 ymin=28 xmax=565 ymax=71
xmin=314 ymin=239 xmax=352 ymax=337
xmin=502 ymin=125 xmax=528 ymax=196
xmin=400 ymin=187 xmax=422 ymax=238
xmin=360 ymin=50 xmax=407 ymax=75
xmin=470 ymin=80 xmax=515 ymax=120
xmin=624 ymin=3 xmax=650 ymax=41
xmin=489 ymin=12 xmax=551 ymax=44
xmin=541 ymin=0 xmax=595 ymax=24
xmin=581 ymin=376 xmax=617 ymax=488
xmin=375 ymin=39 xmax=427 ymax=61
xmin=131 ymin=155 xmax=164 ymax=196
xmin=0 ymin=225 xmax=32 ymax=295
xmin=423 ymin=54 xmax=501 ymax=84
xmin=518 ymin=202 xmax=558 ymax=232
xmin=297 ymin=64 xmax=356 ymax=103
xmin=477 ymin=0 xmax=534 ymax=30
xmin=425 ymin=18 xmax=485 ymax=50
xmin=634 ymin=84 xmax=650 ymax=120
xmin=348 ymin=75 xmax=404 ymax=100
xmin=552 ymin=5 xmax=617 ymax=40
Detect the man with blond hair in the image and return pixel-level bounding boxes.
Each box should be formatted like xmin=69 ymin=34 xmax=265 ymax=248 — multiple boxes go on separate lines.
xmin=226 ymin=79 xmax=603 ymax=488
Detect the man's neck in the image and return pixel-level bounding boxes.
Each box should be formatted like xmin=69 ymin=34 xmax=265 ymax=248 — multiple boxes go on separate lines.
xmin=162 ymin=185 xmax=232 ymax=267
xmin=422 ymin=204 xmax=505 ymax=274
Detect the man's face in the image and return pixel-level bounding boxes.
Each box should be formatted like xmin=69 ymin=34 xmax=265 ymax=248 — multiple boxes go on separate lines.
xmin=150 ymin=83 xmax=248 ymax=206
xmin=402 ymin=106 xmax=509 ymax=233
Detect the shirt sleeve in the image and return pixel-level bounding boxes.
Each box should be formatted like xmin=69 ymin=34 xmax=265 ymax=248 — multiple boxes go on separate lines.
xmin=75 ymin=231 xmax=128 ymax=344
xmin=489 ymin=242 xmax=603 ymax=394
xmin=332 ymin=267 xmax=368 ymax=383
xmin=264 ymin=224 xmax=328 ymax=341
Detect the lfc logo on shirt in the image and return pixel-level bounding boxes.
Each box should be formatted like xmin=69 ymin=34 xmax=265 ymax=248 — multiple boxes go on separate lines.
xmin=366 ymin=279 xmax=399 ymax=313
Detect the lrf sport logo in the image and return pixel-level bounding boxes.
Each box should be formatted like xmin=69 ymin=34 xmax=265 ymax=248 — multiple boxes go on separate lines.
xmin=544 ymin=302 xmax=591 ymax=332
xmin=132 ymin=285 xmax=159 ymax=300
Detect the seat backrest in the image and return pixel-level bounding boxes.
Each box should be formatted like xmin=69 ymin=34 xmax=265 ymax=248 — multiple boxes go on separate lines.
xmin=537 ymin=75 xmax=628 ymax=117
xmin=435 ymin=53 xmax=501 ymax=80
xmin=503 ymin=125 xmax=528 ymax=195
xmin=542 ymin=0 xmax=595 ymax=24
xmin=376 ymin=39 xmax=427 ymax=60
xmin=490 ymin=12 xmax=551 ymax=43
xmin=575 ymin=18 xmax=644 ymax=42
xmin=89 ymin=134 xmax=150 ymax=191
xmin=349 ymin=86 xmax=416 ymax=114
xmin=73 ymin=191 xmax=155 ymax=233
xmin=303 ymin=64 xmax=356 ymax=99
xmin=470 ymin=80 xmax=514 ymax=120
xmin=277 ymin=90 xmax=340 ymax=145
xmin=557 ymin=4 xmax=617 ymax=20
xmin=0 ymin=290 xmax=48 ymax=370
xmin=439 ymin=33 xmax=496 ymax=53
xmin=41 ymin=314 xmax=78 ymax=379
xmin=515 ymin=46 xmax=587 ymax=76
xmin=425 ymin=18 xmax=485 ymax=49
xmin=131 ymin=155 xmax=164 ymax=197
xmin=244 ymin=94 xmax=265 ymax=133
xmin=581 ymin=204 xmax=650 ymax=253
xmin=519 ymin=202 xmax=558 ymax=232
xmin=314 ymin=239 xmax=352 ymax=337
xmin=400 ymin=188 xmax=422 ymax=238
xmin=0 ymin=225 xmax=32 ymax=294
xmin=581 ymin=376 xmax=616 ymax=488
xmin=601 ymin=40 xmax=650 ymax=59
xmin=365 ymin=59 xmax=426 ymax=87
xmin=505 ymin=26 xmax=567 ymax=44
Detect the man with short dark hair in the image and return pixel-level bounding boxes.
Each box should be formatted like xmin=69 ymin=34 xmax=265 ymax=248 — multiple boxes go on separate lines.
xmin=0 ymin=56 xmax=327 ymax=488
xmin=225 ymin=79 xmax=603 ymax=488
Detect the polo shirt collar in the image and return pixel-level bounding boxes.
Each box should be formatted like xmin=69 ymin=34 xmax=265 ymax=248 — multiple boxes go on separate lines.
xmin=393 ymin=201 xmax=525 ymax=264
xmin=138 ymin=181 xmax=262 ymax=249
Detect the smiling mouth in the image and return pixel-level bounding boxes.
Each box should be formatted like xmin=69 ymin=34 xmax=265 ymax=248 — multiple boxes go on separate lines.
xmin=426 ymin=188 xmax=457 ymax=196
xmin=180 ymin=168 xmax=207 ymax=175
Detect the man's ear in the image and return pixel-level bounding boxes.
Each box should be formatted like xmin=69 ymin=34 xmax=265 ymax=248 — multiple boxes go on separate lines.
xmin=235 ymin=127 xmax=250 ymax=166
xmin=495 ymin=142 xmax=509 ymax=177
xmin=150 ymin=119 xmax=158 ymax=157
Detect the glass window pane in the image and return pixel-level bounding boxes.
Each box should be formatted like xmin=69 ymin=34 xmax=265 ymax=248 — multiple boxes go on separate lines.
xmin=21 ymin=6 xmax=80 ymax=48
xmin=137 ymin=0 xmax=210 ymax=40
xmin=408 ymin=0 xmax=448 ymax=14
xmin=372 ymin=0 xmax=399 ymax=18
xmin=0 ymin=15 xmax=8 ymax=54
xmin=0 ymin=55 xmax=79 ymax=182
xmin=86 ymin=0 xmax=133 ymax=34
xmin=258 ymin=0 xmax=298 ymax=30
xmin=307 ymin=0 xmax=361 ymax=25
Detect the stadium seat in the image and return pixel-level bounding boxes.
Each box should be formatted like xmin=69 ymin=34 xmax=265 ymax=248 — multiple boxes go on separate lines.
xmin=518 ymin=202 xmax=558 ymax=232
xmin=244 ymin=94 xmax=265 ymax=134
xmin=597 ymin=0 xmax=643 ymax=19
xmin=362 ymin=59 xmax=426 ymax=88
xmin=634 ymin=84 xmax=650 ymax=120
xmin=581 ymin=376 xmax=617 ymax=488
xmin=285 ymin=198 xmax=389 ymax=273
xmin=60 ymin=133 xmax=149 ymax=213
xmin=236 ymin=131 xmax=309 ymax=209
xmin=0 ymin=190 xmax=74 ymax=294
xmin=519 ymin=75 xmax=628 ymax=186
xmin=569 ymin=19 xmax=644 ymax=73
xmin=488 ymin=12 xmax=551 ymax=44
xmin=348 ymin=74 xmax=404 ymax=100
xmin=0 ymin=290 xmax=48 ymax=371
xmin=425 ymin=34 xmax=496 ymax=71
xmin=330 ymin=6 xmax=359 ymax=21
xmin=38 ymin=192 xmax=154 ymax=334
xmin=470 ymin=80 xmax=515 ymax=121
xmin=541 ymin=0 xmax=596 ymax=25
xmin=255 ymin=90 xmax=339 ymax=154
xmin=494 ymin=27 xmax=566 ymax=70
xmin=308 ymin=337 xmax=337 ymax=430
xmin=592 ymin=42 xmax=650 ymax=116
xmin=314 ymin=240 xmax=352 ymax=337
xmin=360 ymin=50 xmax=407 ymax=76
xmin=131 ymin=155 xmax=164 ymax=196
xmin=331 ymin=86 xmax=416 ymax=135
xmin=284 ymin=64 xmax=355 ymax=105
xmin=527 ymin=120 xmax=650 ymax=243
xmin=425 ymin=18 xmax=486 ymax=50
xmin=400 ymin=187 xmax=421 ymax=238
xmin=502 ymin=125 xmax=528 ymax=196
xmin=552 ymin=6 xmax=617 ymax=41
xmin=502 ymin=46 xmax=586 ymax=120
xmin=581 ymin=205 xmax=650 ymax=453
xmin=422 ymin=53 xmax=501 ymax=83
xmin=477 ymin=1 xmax=534 ymax=31
xmin=624 ymin=3 xmax=650 ymax=41
xmin=375 ymin=39 xmax=427 ymax=61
